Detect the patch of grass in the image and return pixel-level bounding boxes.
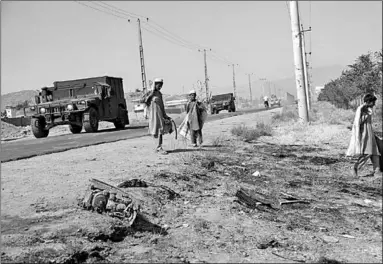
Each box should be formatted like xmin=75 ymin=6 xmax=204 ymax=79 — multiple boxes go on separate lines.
xmin=231 ymin=122 xmax=272 ymax=142
xmin=308 ymin=102 xmax=355 ymax=125
xmin=211 ymin=135 xmax=225 ymax=147
xmin=272 ymin=106 xmax=299 ymax=123
xmin=316 ymin=256 xmax=344 ymax=264
xmin=328 ymin=108 xmax=355 ymax=125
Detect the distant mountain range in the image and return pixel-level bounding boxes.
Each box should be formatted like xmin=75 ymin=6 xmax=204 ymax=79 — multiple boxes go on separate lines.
xmin=213 ymin=64 xmax=346 ymax=99
xmin=1 ymin=64 xmax=347 ymax=111
xmin=271 ymin=64 xmax=346 ymax=97
xmin=1 ymin=90 xmax=38 ymax=111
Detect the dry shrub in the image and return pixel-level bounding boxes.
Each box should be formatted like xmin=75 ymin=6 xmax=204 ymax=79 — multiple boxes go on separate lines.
xmin=211 ymin=135 xmax=225 ymax=147
xmin=231 ymin=122 xmax=272 ymax=142
xmin=272 ymin=106 xmax=299 ymax=123
xmin=310 ymin=102 xmax=355 ymax=125
xmin=373 ymin=103 xmax=382 ymax=130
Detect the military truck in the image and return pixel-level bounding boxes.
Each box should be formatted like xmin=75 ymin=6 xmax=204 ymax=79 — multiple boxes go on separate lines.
xmin=210 ymin=93 xmax=236 ymax=114
xmin=30 ymin=76 xmax=129 ymax=138
xmin=269 ymin=94 xmax=281 ymax=107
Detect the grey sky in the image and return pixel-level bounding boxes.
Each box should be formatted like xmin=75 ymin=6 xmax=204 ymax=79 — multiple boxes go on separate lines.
xmin=1 ymin=1 xmax=382 ymax=96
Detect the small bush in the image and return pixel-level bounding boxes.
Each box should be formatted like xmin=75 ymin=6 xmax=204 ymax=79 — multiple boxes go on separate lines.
xmin=231 ymin=122 xmax=272 ymax=142
xmin=211 ymin=135 xmax=225 ymax=147
xmin=272 ymin=107 xmax=299 ymax=122
xmin=309 ymin=102 xmax=355 ymax=125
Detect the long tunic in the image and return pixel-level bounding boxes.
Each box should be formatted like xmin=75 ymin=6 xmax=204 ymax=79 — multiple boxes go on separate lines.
xmin=144 ymin=90 xmax=168 ymax=137
xmin=360 ymin=107 xmax=379 ymax=155
xmin=179 ymin=100 xmax=207 ymax=140
xmin=186 ymin=100 xmax=207 ymax=130
xmin=346 ymin=104 xmax=380 ymax=156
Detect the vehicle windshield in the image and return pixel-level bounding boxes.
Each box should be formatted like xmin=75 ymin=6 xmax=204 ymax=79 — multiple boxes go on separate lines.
xmin=211 ymin=94 xmax=232 ymax=102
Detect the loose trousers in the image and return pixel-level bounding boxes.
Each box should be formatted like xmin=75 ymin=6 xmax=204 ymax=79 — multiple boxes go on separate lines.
xmin=354 ymin=154 xmax=381 ymax=172
xmin=190 ymin=129 xmax=202 ymax=145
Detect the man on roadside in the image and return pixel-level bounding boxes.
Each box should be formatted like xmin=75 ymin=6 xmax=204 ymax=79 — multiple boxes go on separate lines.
xmin=186 ymin=90 xmax=207 ymax=147
xmin=142 ymin=78 xmax=171 ymax=155
xmin=346 ymin=93 xmax=381 ymax=177
xmin=263 ymin=95 xmax=269 ymax=109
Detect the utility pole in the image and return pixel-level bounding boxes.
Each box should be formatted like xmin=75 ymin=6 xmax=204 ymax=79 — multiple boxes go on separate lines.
xmin=259 ymin=78 xmax=267 ymax=97
xmin=301 ymin=24 xmax=312 ymax=110
xmin=267 ymin=81 xmax=271 ymax=96
xmin=197 ymin=80 xmax=204 ymax=100
xmin=137 ymin=18 xmax=148 ymax=94
xmin=247 ymin=73 xmax=254 ymax=103
xmin=199 ymin=49 xmax=211 ymax=104
xmin=229 ymin=64 xmax=239 ymax=98
xmin=289 ymin=1 xmax=309 ymax=122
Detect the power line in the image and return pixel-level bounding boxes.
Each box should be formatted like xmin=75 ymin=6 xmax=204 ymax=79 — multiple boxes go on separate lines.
xmin=141 ymin=23 xmax=197 ymax=51
xmin=78 ymin=1 xmax=200 ymax=52
xmin=98 ymin=1 xmax=146 ymax=19
xmin=285 ymin=1 xmax=291 ymax=20
xmin=74 ymin=1 xmax=248 ymax=73
xmin=146 ymin=20 xmax=207 ymax=51
xmin=93 ymin=2 xmax=238 ymax=66
xmin=91 ymin=1 xmax=137 ymax=21
xmin=99 ymin=1 xmax=206 ymax=51
xmin=309 ymin=1 xmax=312 ymax=66
xmin=75 ymin=1 xmax=131 ymax=20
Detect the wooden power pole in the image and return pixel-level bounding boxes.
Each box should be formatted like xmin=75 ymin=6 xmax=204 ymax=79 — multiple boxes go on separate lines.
xmin=137 ymin=18 xmax=148 ymax=94
xmin=199 ymin=49 xmax=211 ymax=103
xmin=229 ymin=64 xmax=239 ymax=98
xmin=301 ymin=24 xmax=312 ymax=110
xmin=289 ymin=1 xmax=309 ymax=122
xmin=247 ymin=73 xmax=254 ymax=103
xmin=259 ymin=78 xmax=267 ymax=97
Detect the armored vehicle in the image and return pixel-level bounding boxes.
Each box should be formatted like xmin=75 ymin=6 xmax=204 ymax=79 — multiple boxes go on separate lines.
xmin=269 ymin=94 xmax=281 ymax=107
xmin=210 ymin=93 xmax=236 ymax=114
xmin=30 ymin=76 xmax=129 ymax=138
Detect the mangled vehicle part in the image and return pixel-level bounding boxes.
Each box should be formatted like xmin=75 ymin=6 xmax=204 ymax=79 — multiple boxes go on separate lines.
xmin=117 ymin=178 xmax=180 ymax=200
xmin=80 ymin=178 xmax=141 ymax=226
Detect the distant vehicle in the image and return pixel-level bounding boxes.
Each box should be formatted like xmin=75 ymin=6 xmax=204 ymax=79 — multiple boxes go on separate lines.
xmin=269 ymin=94 xmax=281 ymax=107
xmin=210 ymin=93 xmax=236 ymax=114
xmin=30 ymin=76 xmax=129 ymax=138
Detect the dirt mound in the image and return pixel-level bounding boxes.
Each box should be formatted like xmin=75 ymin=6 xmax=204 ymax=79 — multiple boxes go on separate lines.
xmin=1 ymin=121 xmax=31 ymax=140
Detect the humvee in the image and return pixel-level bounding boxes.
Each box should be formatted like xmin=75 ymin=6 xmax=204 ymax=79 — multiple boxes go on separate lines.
xmin=210 ymin=93 xmax=236 ymax=114
xmin=30 ymin=76 xmax=129 ymax=138
xmin=269 ymin=94 xmax=281 ymax=107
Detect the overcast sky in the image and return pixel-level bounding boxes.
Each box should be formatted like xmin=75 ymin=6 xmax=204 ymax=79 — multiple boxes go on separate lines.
xmin=1 ymin=1 xmax=382 ymax=96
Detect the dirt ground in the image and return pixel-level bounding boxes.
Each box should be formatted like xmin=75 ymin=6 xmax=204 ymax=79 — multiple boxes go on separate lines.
xmin=1 ymin=107 xmax=382 ymax=263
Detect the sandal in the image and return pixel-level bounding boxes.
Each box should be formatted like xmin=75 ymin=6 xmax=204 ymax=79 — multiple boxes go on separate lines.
xmin=155 ymin=147 xmax=168 ymax=155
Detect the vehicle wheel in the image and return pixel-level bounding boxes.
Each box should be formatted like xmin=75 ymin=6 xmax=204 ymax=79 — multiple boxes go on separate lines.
xmin=114 ymin=106 xmax=127 ymax=129
xmin=31 ymin=117 xmax=49 ymax=138
xmin=83 ymin=107 xmax=99 ymax=133
xmin=232 ymin=107 xmax=236 ymax=112
xmin=69 ymin=124 xmax=82 ymax=134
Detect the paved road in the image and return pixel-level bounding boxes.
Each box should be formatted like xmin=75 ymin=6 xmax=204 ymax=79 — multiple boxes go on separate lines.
xmin=1 ymin=107 xmax=270 ymax=163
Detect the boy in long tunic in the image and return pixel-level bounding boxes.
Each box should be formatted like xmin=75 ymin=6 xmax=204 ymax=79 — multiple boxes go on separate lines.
xmin=346 ymin=94 xmax=381 ymax=177
xmin=143 ymin=78 xmax=171 ymax=155
xmin=186 ymin=90 xmax=206 ymax=147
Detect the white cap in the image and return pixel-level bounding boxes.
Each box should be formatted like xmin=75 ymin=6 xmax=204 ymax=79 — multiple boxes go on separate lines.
xmin=154 ymin=78 xmax=163 ymax=83
xmin=189 ymin=90 xmax=196 ymax=94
